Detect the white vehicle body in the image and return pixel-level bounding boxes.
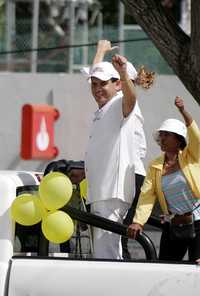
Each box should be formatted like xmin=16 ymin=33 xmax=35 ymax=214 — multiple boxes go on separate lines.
xmin=0 ymin=171 xmax=200 ymax=296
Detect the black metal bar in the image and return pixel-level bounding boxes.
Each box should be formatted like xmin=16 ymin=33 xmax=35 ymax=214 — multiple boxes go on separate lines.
xmin=63 ymin=205 xmax=157 ymax=260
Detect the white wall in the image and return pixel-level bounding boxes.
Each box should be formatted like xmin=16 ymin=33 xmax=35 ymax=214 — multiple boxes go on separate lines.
xmin=0 ymin=72 xmax=199 ymax=173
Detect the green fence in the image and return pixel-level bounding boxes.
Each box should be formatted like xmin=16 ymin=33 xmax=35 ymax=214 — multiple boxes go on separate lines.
xmin=0 ymin=20 xmax=173 ymax=74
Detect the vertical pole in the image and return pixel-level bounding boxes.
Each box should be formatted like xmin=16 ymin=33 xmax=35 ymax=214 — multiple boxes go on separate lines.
xmin=82 ymin=2 xmax=88 ymax=66
xmin=6 ymin=0 xmax=15 ymax=70
xmin=68 ymin=0 xmax=75 ymax=73
xmin=97 ymin=12 xmax=103 ymax=40
xmin=31 ymin=0 xmax=40 ymax=72
xmin=180 ymin=0 xmax=191 ymax=35
xmin=118 ymin=0 xmax=124 ymax=56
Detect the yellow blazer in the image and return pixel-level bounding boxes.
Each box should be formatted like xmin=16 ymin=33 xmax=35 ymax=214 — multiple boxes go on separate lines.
xmin=133 ymin=120 xmax=200 ymax=226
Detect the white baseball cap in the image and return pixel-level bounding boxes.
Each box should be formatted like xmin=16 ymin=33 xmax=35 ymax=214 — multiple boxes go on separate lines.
xmin=127 ymin=61 xmax=138 ymax=80
xmin=153 ymin=118 xmax=187 ymax=143
xmin=89 ymin=61 xmax=120 ymax=81
xmin=81 ymin=61 xmax=138 ymax=82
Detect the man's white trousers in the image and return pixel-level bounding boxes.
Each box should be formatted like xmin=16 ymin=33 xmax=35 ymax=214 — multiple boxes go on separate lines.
xmin=90 ymin=199 xmax=129 ymax=259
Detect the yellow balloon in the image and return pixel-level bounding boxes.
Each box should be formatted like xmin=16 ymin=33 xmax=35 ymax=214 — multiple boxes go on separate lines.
xmin=39 ymin=172 xmax=73 ymax=211
xmin=11 ymin=194 xmax=46 ymax=226
xmin=41 ymin=210 xmax=74 ymax=244
xmin=80 ymin=178 xmax=88 ymax=199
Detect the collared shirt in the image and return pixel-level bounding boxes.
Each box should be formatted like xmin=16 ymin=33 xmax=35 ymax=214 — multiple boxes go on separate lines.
xmin=80 ymin=67 xmax=147 ymax=176
xmin=85 ymin=92 xmax=140 ymax=204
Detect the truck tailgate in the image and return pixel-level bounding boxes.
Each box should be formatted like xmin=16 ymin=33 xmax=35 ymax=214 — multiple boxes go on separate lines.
xmin=8 ymin=257 xmax=200 ymax=296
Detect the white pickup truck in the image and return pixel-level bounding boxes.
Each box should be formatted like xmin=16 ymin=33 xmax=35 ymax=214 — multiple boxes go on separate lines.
xmin=0 ymin=170 xmax=200 ymax=296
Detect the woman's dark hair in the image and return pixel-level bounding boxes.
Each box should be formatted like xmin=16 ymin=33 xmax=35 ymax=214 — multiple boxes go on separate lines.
xmin=176 ymin=134 xmax=187 ymax=150
xmin=135 ymin=66 xmax=155 ymax=89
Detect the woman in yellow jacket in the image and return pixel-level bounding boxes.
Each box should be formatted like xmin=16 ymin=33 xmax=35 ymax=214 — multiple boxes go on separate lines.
xmin=128 ymin=96 xmax=200 ymax=263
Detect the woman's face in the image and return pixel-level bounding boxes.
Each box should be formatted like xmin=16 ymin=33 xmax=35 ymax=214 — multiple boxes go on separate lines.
xmin=158 ymin=131 xmax=181 ymax=152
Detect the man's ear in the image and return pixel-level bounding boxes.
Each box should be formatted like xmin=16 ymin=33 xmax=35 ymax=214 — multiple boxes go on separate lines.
xmin=115 ymin=79 xmax=122 ymax=91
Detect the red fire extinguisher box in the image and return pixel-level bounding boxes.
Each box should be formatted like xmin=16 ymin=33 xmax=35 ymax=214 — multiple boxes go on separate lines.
xmin=20 ymin=104 xmax=60 ymax=160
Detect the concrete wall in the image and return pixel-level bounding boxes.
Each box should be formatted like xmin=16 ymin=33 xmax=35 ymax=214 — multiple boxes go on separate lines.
xmin=0 ymin=72 xmax=199 ymax=173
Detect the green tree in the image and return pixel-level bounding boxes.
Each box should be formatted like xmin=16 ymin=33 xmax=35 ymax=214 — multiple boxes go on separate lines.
xmin=121 ymin=0 xmax=200 ymax=103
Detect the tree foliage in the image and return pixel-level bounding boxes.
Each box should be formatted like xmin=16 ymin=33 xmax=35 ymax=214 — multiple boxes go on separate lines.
xmin=121 ymin=0 xmax=200 ymax=103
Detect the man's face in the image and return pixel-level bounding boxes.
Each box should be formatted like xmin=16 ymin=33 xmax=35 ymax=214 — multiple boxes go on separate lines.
xmin=91 ymin=77 xmax=119 ymax=108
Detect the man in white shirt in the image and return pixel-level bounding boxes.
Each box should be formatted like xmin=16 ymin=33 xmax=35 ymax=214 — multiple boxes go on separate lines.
xmin=83 ymin=40 xmax=147 ymax=259
xmin=85 ymin=55 xmax=139 ymax=259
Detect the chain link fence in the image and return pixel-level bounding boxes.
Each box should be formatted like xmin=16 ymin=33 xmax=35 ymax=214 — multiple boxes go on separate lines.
xmin=0 ymin=18 xmax=173 ymax=74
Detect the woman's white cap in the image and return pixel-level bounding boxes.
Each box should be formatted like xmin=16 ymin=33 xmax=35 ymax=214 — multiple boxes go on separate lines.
xmin=126 ymin=61 xmax=138 ymax=80
xmin=153 ymin=118 xmax=187 ymax=143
